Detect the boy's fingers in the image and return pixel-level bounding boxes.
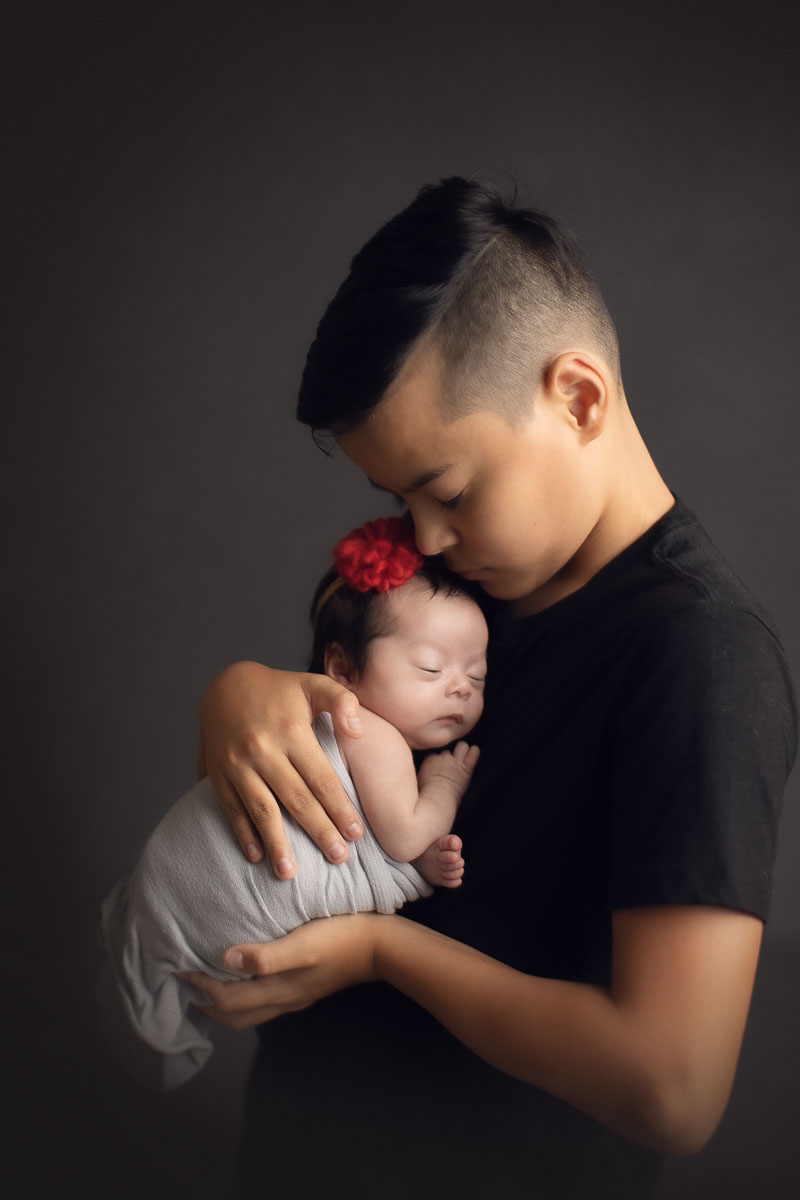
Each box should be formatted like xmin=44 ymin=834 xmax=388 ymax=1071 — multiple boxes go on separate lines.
xmin=224 ymin=728 xmax=360 ymax=863
xmin=208 ymin=771 xmax=268 ymax=865
xmin=246 ymin=718 xmax=363 ymax=852
xmin=239 ymin=761 xmax=352 ymax=868
xmin=289 ymin=750 xmax=364 ymax=844
xmin=179 ymin=972 xmax=286 ymax=1027
xmin=234 ymin=771 xmax=300 ymax=878
xmin=253 ymin=757 xmax=356 ymax=865
xmin=212 ymin=769 xmax=297 ymax=876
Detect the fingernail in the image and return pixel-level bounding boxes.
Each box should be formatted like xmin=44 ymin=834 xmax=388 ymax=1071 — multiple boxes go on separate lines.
xmin=246 ymin=843 xmax=263 ymax=862
xmin=225 ymin=951 xmax=244 ymax=970
xmin=276 ymin=857 xmax=295 ymax=878
xmin=328 ymin=841 xmax=347 ymax=862
xmin=346 ymin=822 xmax=363 ymax=839
xmin=346 ymin=713 xmax=362 ymax=732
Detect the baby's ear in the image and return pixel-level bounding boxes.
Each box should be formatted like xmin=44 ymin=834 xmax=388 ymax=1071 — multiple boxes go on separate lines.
xmin=324 ymin=643 xmax=357 ymax=687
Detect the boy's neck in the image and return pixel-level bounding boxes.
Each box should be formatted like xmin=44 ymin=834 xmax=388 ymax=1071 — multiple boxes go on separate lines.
xmin=509 ymin=407 xmax=674 ymax=618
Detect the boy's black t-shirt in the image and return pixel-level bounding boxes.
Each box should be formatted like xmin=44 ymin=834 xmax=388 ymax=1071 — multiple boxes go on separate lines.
xmin=240 ymin=499 xmax=797 ymax=1200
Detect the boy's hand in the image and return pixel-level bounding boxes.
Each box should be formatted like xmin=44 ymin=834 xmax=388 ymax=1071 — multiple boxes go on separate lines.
xmin=198 ymin=662 xmax=365 ymax=877
xmin=416 ymin=741 xmax=480 ymax=807
xmin=179 ymin=913 xmax=386 ymax=1028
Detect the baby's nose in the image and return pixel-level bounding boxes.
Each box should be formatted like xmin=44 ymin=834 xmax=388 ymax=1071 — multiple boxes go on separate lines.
xmin=446 ymin=674 xmax=471 ymax=698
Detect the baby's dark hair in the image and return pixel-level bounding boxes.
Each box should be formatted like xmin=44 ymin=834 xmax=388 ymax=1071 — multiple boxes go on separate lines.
xmin=308 ymin=558 xmax=481 ymax=678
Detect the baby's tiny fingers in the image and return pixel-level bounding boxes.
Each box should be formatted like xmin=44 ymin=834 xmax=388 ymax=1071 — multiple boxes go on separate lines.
xmin=464 ymin=745 xmax=480 ymax=769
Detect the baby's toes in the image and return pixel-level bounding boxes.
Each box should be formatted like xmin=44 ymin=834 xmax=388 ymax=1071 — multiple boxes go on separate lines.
xmin=438 ymin=833 xmax=463 ymax=855
xmin=440 ymin=861 xmax=465 ymax=886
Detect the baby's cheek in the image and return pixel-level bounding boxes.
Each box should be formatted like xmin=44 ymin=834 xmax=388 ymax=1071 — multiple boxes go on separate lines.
xmin=467 ymin=696 xmax=484 ymax=731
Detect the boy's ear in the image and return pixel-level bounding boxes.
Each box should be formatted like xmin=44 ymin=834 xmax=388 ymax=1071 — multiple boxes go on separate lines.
xmin=324 ymin=643 xmax=357 ymax=687
xmin=543 ymin=352 xmax=608 ymax=442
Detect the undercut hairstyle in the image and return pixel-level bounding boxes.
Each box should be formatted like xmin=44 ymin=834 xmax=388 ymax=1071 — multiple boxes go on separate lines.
xmin=308 ymin=559 xmax=482 ymax=678
xmin=297 ymin=176 xmax=620 ymax=437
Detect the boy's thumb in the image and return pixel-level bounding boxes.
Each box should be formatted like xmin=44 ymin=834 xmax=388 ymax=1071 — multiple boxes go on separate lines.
xmin=308 ymin=675 xmax=362 ymax=737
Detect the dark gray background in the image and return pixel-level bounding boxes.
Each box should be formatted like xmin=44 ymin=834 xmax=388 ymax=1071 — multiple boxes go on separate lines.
xmin=6 ymin=3 xmax=798 ymax=1197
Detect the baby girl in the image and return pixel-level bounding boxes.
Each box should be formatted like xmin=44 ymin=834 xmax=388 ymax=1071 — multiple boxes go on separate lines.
xmin=99 ymin=518 xmax=488 ymax=1088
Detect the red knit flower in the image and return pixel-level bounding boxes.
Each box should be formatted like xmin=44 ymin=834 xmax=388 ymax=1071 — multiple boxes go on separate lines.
xmin=333 ymin=517 xmax=423 ymax=592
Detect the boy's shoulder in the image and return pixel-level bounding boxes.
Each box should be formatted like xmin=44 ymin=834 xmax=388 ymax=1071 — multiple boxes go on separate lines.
xmin=603 ymin=498 xmax=784 ymax=650
xmin=611 ymin=502 xmax=796 ymax=753
xmin=650 ymin=501 xmax=773 ymax=617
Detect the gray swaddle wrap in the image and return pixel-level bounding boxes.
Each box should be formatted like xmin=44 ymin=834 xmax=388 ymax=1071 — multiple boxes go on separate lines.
xmin=99 ymin=711 xmax=431 ymax=1089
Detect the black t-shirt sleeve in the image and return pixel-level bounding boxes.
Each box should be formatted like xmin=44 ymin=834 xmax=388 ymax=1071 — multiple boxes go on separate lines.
xmin=607 ymin=603 xmax=797 ymax=921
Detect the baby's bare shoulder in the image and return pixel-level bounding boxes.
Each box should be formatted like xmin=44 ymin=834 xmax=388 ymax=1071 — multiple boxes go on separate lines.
xmin=352 ymin=706 xmax=410 ymax=752
xmin=336 ymin=705 xmax=410 ymax=771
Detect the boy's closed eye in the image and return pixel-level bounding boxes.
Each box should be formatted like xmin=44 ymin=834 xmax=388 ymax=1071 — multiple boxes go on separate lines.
xmin=436 ymin=489 xmax=466 ymax=511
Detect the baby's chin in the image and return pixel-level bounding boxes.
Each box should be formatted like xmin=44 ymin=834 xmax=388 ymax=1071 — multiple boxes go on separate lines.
xmin=407 ymin=722 xmax=478 ymax=751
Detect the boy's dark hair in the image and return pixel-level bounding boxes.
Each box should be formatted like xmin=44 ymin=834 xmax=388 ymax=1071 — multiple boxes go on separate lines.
xmin=297 ymin=176 xmax=619 ymax=439
xmin=308 ymin=558 xmax=481 ymax=678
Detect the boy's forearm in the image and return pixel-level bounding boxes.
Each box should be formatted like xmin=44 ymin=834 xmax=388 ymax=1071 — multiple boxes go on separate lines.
xmin=370 ymin=916 xmax=721 ymax=1155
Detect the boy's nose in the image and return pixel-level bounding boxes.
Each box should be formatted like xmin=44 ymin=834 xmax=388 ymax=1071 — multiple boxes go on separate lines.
xmin=412 ymin=512 xmax=458 ymax=558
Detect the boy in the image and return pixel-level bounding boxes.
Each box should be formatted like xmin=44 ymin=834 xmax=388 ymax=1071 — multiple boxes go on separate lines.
xmin=184 ymin=178 xmax=796 ymax=1198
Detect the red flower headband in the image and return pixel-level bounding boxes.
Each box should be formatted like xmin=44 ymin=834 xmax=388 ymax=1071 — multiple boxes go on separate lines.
xmin=314 ymin=517 xmax=423 ymax=625
xmin=334 ymin=516 xmax=423 ymax=591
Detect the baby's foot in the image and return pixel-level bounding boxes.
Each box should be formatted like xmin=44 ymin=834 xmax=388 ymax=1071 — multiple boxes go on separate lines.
xmin=413 ymin=834 xmax=465 ymax=889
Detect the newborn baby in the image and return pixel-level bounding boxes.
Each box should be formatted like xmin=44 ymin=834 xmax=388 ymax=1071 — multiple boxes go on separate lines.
xmin=99 ymin=518 xmax=488 ymax=1088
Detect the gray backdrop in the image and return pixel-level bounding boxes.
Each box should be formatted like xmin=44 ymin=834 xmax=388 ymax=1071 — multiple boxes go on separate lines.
xmin=6 ymin=3 xmax=798 ymax=1197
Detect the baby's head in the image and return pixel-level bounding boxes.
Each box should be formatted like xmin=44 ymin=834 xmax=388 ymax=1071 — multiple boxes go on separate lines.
xmin=309 ymin=518 xmax=488 ymax=750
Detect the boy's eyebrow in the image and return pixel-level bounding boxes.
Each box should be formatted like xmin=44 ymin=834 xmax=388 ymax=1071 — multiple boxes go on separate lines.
xmin=367 ymin=464 xmax=453 ymax=496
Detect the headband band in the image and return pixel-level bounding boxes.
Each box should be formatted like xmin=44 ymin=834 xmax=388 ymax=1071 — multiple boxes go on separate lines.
xmin=312 ymin=576 xmax=347 ymax=628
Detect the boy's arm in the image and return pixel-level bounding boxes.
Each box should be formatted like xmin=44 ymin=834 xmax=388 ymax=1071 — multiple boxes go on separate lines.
xmin=342 ymin=710 xmax=474 ymax=861
xmin=369 ymin=905 xmax=762 ymax=1156
xmin=183 ymin=901 xmax=762 ymax=1156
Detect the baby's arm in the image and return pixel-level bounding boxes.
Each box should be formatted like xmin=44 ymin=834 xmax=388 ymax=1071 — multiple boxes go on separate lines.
xmin=338 ymin=708 xmax=478 ymax=863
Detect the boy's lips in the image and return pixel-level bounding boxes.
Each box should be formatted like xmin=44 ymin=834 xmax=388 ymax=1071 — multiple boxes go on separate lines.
xmin=438 ymin=713 xmax=464 ymax=723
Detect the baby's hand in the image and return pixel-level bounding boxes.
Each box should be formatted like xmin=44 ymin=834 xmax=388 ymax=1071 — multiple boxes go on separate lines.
xmin=417 ymin=741 xmax=480 ymax=806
